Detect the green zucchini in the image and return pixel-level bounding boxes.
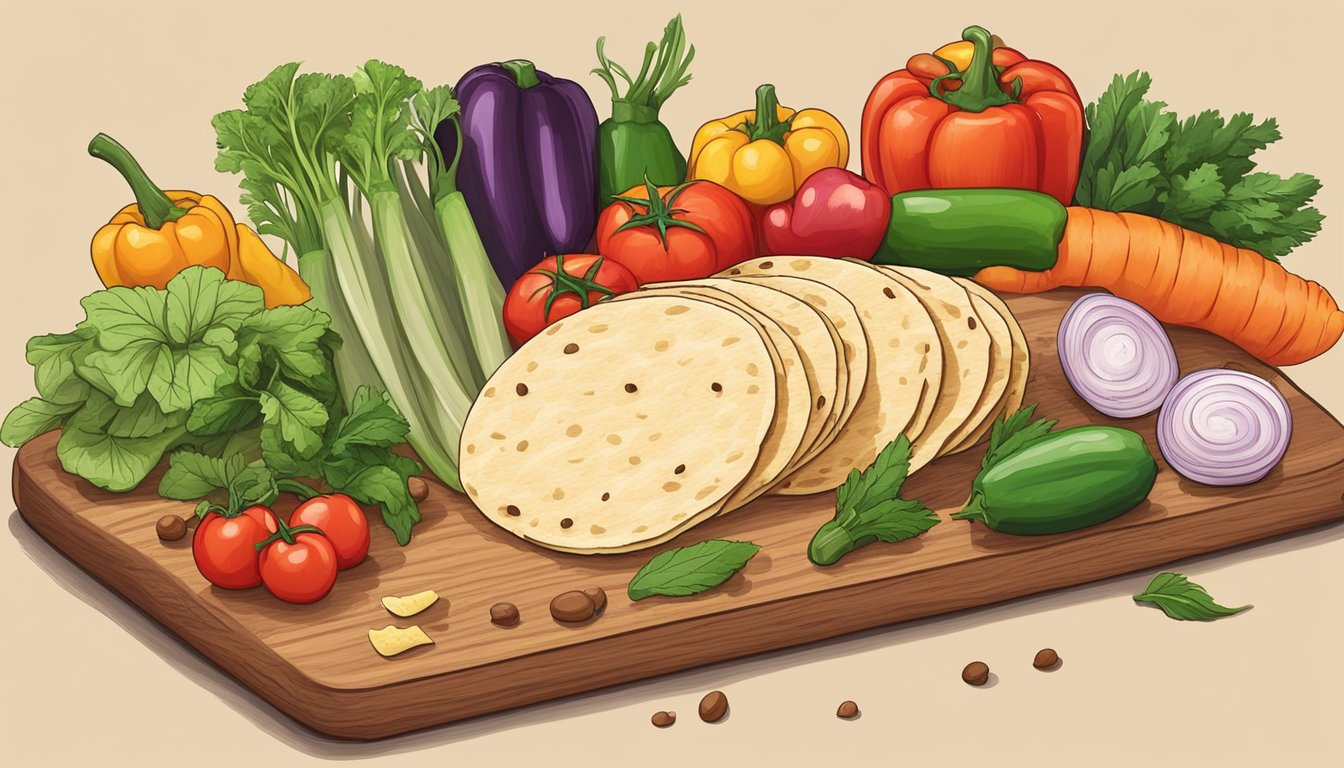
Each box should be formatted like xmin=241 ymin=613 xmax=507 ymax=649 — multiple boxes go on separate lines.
xmin=953 ymin=425 xmax=1157 ymax=536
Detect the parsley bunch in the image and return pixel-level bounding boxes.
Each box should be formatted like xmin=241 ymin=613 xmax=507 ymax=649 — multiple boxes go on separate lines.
xmin=1075 ymin=71 xmax=1323 ymax=260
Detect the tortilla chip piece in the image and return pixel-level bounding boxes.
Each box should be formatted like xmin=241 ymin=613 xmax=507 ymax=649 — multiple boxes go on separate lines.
xmin=368 ymin=625 xmax=434 ymax=658
xmin=380 ymin=590 xmax=440 ymax=618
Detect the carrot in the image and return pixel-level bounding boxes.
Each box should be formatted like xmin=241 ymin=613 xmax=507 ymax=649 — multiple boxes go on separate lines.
xmin=973 ymin=207 xmax=1343 ymax=366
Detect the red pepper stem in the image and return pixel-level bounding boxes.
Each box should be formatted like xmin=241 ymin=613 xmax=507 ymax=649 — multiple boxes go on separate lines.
xmin=932 ymin=26 xmax=1019 ymax=113
xmin=738 ymin=84 xmax=792 ymax=144
xmin=87 ymin=133 xmax=189 ymax=229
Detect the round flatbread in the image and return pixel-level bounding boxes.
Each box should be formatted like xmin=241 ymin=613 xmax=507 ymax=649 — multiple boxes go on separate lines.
xmin=870 ymin=265 xmax=991 ymax=471
xmin=617 ymin=284 xmax=813 ymax=508
xmin=727 ymin=273 xmax=864 ymax=472
xmin=459 ymin=296 xmax=777 ymax=553
xmin=722 ymin=257 xmax=940 ymax=495
xmin=942 ymin=288 xmax=1012 ymax=455
xmin=946 ymin=278 xmax=1030 ymax=453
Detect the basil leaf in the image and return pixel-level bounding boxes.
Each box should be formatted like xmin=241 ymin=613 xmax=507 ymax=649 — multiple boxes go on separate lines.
xmin=628 ymin=540 xmax=760 ymax=601
xmin=1133 ymin=572 xmax=1252 ymax=621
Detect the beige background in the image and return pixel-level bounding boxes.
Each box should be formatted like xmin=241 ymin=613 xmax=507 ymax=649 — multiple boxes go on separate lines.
xmin=2 ymin=0 xmax=1341 ymax=765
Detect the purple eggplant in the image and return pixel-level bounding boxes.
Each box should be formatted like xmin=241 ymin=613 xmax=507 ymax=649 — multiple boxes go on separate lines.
xmin=437 ymin=60 xmax=599 ymax=289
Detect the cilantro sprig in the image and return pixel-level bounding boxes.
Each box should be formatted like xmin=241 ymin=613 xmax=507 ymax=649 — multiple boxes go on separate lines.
xmin=807 ymin=436 xmax=940 ymax=566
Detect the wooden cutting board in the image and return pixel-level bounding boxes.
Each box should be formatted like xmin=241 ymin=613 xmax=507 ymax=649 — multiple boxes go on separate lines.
xmin=13 ymin=289 xmax=1344 ymax=740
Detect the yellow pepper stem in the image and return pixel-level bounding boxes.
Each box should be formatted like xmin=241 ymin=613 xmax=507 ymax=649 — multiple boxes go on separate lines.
xmin=736 ymin=84 xmax=792 ymax=144
xmin=88 ymin=133 xmax=189 ymax=229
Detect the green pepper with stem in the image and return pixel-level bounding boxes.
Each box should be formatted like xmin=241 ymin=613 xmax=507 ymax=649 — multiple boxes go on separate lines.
xmin=591 ymin=14 xmax=695 ymax=206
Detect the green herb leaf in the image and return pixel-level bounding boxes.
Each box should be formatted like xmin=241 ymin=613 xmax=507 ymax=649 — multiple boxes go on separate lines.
xmin=628 ymin=540 xmax=760 ymax=601
xmin=1133 ymin=572 xmax=1251 ymax=621
xmin=808 ymin=436 xmax=939 ymax=566
xmin=27 ymin=329 xmax=93 ymax=404
xmin=259 ymin=381 xmax=329 ymax=459
xmin=835 ymin=434 xmax=913 ymax=515
xmin=159 ymin=451 xmax=242 ymax=500
xmin=107 ymin=393 xmax=187 ymax=439
xmin=1 ymin=398 xmax=80 ymax=447
xmin=57 ymin=404 xmax=186 ymax=494
xmin=1079 ymin=70 xmax=1323 ymax=257
xmin=328 ymin=386 xmax=410 ymax=454
xmin=336 ymin=464 xmax=420 ymax=546
xmin=186 ymin=391 xmax=262 ymax=436
xmin=982 ymin=404 xmax=1056 ymax=471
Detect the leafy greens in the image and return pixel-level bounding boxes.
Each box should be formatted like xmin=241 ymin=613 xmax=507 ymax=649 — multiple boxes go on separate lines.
xmin=1076 ymin=71 xmax=1323 ymax=260
xmin=2 ymin=267 xmax=424 ymax=544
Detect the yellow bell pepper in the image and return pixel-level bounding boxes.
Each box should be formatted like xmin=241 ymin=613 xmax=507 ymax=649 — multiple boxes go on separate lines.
xmin=687 ymin=84 xmax=849 ymax=206
xmin=87 ymin=133 xmax=309 ymax=307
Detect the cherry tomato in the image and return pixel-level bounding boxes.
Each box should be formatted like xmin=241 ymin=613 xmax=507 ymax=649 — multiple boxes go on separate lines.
xmin=192 ymin=506 xmax=278 ymax=590
xmin=289 ymin=494 xmax=370 ymax=570
xmin=258 ymin=530 xmax=338 ymax=604
xmin=596 ymin=179 xmax=757 ymax=283
xmin=503 ymin=254 xmax=639 ymax=346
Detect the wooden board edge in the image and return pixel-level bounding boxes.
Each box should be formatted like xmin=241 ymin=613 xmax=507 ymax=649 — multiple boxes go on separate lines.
xmin=16 ymin=444 xmax=1343 ymax=740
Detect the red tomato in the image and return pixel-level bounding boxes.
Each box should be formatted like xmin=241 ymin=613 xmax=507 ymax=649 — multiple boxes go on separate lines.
xmin=192 ymin=506 xmax=278 ymax=590
xmin=503 ymin=254 xmax=639 ymax=346
xmin=596 ymin=179 xmax=757 ymax=283
xmin=258 ymin=531 xmax=338 ymax=604
xmin=289 ymin=494 xmax=370 ymax=570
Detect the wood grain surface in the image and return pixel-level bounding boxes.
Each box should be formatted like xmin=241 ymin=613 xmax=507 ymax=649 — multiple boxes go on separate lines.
xmin=13 ymin=289 xmax=1344 ymax=740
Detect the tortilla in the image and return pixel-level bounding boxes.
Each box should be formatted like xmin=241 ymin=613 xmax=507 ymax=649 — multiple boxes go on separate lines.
xmin=722 ymin=257 xmax=940 ymax=495
xmin=870 ymin=265 xmax=991 ymax=470
xmin=617 ymin=283 xmax=814 ymax=507
xmin=459 ymin=296 xmax=777 ymax=553
xmin=727 ymin=273 xmax=864 ymax=472
xmin=946 ymin=278 xmax=1031 ymax=453
xmin=942 ymin=288 xmax=1013 ymax=455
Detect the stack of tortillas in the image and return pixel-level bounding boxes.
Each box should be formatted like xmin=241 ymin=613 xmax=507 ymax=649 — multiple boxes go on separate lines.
xmin=460 ymin=257 xmax=1028 ymax=554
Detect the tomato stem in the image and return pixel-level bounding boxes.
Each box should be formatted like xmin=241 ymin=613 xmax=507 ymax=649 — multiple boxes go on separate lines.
xmin=255 ymin=516 xmax=326 ymax=551
xmin=277 ymin=478 xmax=320 ymax=501
xmin=611 ymin=174 xmax=707 ymax=247
xmin=527 ymin=254 xmax=618 ymax=321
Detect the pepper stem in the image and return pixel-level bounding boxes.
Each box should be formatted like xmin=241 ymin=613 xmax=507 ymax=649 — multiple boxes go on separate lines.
xmin=87 ymin=133 xmax=188 ymax=229
xmin=738 ymin=84 xmax=792 ymax=144
xmin=931 ymin=26 xmax=1019 ymax=113
xmin=500 ymin=59 xmax=540 ymax=89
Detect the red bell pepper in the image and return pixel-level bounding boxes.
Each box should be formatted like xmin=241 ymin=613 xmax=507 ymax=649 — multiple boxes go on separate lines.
xmin=759 ymin=168 xmax=890 ymax=259
xmin=860 ymin=25 xmax=1085 ymax=206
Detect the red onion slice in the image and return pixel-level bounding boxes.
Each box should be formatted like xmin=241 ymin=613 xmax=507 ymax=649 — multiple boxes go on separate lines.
xmin=1157 ymin=369 xmax=1292 ymax=486
xmin=1058 ymin=294 xmax=1179 ymax=418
